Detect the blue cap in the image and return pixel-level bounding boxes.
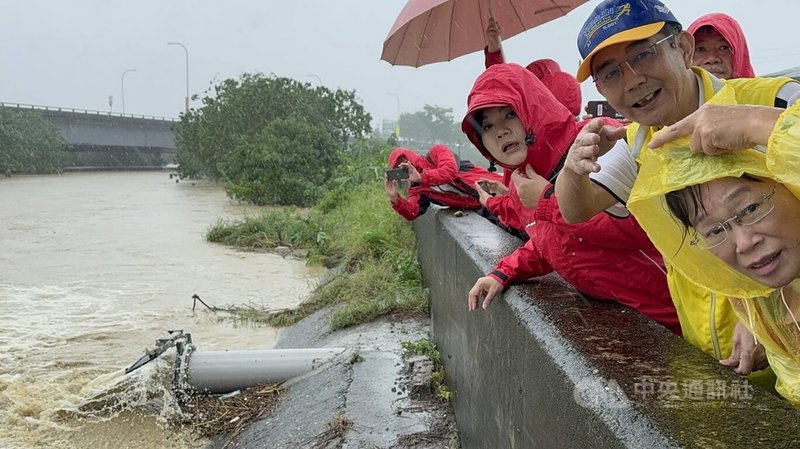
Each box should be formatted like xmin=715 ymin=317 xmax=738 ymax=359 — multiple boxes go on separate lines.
xmin=575 ymin=0 xmax=680 ymax=82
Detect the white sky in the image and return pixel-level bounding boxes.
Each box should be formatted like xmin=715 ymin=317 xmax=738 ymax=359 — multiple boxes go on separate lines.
xmin=0 ymin=0 xmax=795 ymax=128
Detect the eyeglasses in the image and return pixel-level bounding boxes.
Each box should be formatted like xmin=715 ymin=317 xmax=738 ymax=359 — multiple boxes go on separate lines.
xmin=592 ymin=34 xmax=676 ymax=87
xmin=690 ymin=184 xmax=778 ymax=250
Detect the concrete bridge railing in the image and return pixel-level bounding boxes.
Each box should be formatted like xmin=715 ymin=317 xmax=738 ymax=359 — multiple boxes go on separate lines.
xmin=0 ymin=102 xmax=178 ymax=169
xmin=414 ymin=207 xmax=800 ymax=449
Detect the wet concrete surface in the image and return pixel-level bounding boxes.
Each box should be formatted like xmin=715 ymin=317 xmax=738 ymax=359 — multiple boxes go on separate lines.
xmin=216 ymin=307 xmax=457 ymax=449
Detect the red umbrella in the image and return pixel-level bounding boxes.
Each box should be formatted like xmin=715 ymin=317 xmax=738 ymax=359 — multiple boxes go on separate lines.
xmin=381 ymin=0 xmax=590 ymax=67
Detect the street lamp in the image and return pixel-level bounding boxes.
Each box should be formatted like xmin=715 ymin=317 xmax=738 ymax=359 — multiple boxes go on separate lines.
xmin=121 ymin=68 xmax=136 ymax=114
xmin=167 ymin=42 xmax=190 ymax=112
xmin=386 ymin=92 xmax=401 ymax=137
xmin=306 ymin=74 xmax=322 ymax=86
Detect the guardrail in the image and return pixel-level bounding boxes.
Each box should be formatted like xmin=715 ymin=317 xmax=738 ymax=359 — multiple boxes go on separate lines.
xmin=0 ymin=101 xmax=179 ymax=122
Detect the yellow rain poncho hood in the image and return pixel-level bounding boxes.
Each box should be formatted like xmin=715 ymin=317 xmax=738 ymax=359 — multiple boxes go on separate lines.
xmin=629 ymin=85 xmax=800 ymax=406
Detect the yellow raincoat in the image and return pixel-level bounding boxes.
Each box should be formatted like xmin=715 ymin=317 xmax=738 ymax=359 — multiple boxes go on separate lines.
xmin=628 ymin=85 xmax=800 ymax=407
xmin=624 ymin=68 xmax=790 ymax=361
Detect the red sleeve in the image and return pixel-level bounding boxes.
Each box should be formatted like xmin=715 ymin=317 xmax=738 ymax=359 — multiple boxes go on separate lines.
xmin=485 ymin=194 xmax=525 ymax=232
xmin=418 ymin=144 xmax=458 ymax=187
xmin=533 ymin=187 xmax=665 ymax=263
xmin=489 ymin=238 xmax=553 ymax=287
xmin=484 ymin=47 xmax=504 ymax=68
xmin=390 ymin=194 xmax=421 ymax=221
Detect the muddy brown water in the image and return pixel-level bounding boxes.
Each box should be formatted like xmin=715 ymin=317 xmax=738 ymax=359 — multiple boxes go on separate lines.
xmin=0 ymin=171 xmax=323 ymax=448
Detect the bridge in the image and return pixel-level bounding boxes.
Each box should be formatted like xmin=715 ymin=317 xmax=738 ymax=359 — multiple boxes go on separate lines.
xmin=0 ymin=102 xmax=178 ymax=170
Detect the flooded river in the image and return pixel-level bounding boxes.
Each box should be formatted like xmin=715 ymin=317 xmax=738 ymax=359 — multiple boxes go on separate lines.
xmin=0 ymin=171 xmax=323 ymax=448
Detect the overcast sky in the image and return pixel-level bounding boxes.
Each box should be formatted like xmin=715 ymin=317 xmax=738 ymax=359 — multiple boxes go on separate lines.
xmin=0 ymin=1 xmax=795 ymax=129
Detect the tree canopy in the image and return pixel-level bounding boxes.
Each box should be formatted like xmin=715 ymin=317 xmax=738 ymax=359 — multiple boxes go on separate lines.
xmin=175 ymin=74 xmax=372 ymax=206
xmin=396 ymin=104 xmax=487 ymax=168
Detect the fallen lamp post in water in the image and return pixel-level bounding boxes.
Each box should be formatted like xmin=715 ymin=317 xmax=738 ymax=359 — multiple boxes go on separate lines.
xmin=126 ymin=329 xmax=345 ymax=396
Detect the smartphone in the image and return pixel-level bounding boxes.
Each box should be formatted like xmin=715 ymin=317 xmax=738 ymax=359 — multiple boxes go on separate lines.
xmin=586 ymin=100 xmax=624 ymax=119
xmin=385 ymin=166 xmax=410 ymax=181
xmin=477 ymin=180 xmax=492 ymax=192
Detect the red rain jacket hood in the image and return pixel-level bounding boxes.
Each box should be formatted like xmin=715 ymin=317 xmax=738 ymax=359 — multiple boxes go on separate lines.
xmin=389 ymin=147 xmax=428 ymax=170
xmin=540 ymin=71 xmax=582 ymax=117
xmin=462 ymin=63 xmax=577 ymax=181
xmin=525 ymin=58 xmax=560 ymax=79
xmin=688 ymin=13 xmax=755 ymax=79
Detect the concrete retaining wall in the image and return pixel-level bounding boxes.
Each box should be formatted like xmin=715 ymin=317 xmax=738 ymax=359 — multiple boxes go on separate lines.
xmin=414 ymin=207 xmax=800 ymax=449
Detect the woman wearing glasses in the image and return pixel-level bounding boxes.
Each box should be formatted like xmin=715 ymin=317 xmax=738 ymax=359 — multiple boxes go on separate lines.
xmin=628 ymin=88 xmax=800 ymax=407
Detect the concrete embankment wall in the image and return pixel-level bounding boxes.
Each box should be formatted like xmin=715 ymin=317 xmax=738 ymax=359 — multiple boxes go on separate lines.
xmin=414 ymin=207 xmax=800 ymax=449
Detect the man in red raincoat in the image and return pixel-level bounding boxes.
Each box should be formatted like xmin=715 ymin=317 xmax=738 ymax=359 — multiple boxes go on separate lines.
xmin=385 ymin=144 xmax=502 ymax=221
xmin=688 ymin=13 xmax=755 ymax=80
xmin=461 ymin=63 xmax=680 ymax=334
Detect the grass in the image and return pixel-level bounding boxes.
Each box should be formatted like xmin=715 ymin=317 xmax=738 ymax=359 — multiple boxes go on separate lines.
xmin=207 ymin=178 xmax=428 ymax=330
xmin=402 ymin=338 xmax=452 ymax=402
xmin=206 ymin=207 xmax=319 ymax=251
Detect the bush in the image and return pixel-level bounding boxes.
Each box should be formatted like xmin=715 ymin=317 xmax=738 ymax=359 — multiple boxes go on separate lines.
xmin=220 ymin=117 xmax=341 ymax=206
xmin=175 ymin=74 xmax=372 ymax=207
xmin=0 ymin=109 xmax=69 ymax=174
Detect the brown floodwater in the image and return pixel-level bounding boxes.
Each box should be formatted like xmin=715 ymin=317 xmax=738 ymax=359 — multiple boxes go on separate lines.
xmin=0 ymin=171 xmax=323 ymax=448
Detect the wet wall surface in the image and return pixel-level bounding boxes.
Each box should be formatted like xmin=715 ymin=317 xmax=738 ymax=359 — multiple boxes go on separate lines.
xmin=415 ymin=207 xmax=800 ymax=449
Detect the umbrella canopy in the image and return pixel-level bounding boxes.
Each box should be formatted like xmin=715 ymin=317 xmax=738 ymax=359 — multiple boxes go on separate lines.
xmin=381 ymin=0 xmax=590 ymax=67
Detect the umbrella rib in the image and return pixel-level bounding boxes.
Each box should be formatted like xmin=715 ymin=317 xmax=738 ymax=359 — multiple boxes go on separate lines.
xmin=416 ymin=9 xmax=435 ymax=67
xmin=446 ymin=0 xmax=455 ymax=62
xmin=542 ymin=0 xmax=570 ymax=16
xmin=389 ymin=21 xmax=411 ymax=65
xmin=509 ymin=0 xmax=526 ymax=33
xmin=473 ymin=0 xmax=485 ymax=62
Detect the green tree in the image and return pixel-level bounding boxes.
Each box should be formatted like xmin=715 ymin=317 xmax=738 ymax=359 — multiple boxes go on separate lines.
xmin=0 ymin=109 xmax=68 ymax=174
xmin=395 ymin=104 xmax=485 ymax=167
xmin=175 ymin=74 xmax=372 ymax=206
xmin=222 ymin=116 xmax=341 ymax=206
xmin=398 ymin=104 xmax=457 ymax=149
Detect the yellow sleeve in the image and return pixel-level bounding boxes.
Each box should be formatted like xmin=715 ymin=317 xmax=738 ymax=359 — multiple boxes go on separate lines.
xmin=767 ymin=102 xmax=800 ymax=193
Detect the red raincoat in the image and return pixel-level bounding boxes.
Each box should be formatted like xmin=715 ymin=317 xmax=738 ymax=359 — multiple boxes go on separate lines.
xmin=688 ymin=13 xmax=755 ymax=79
xmin=388 ymin=145 xmax=502 ymax=221
xmin=461 ymin=63 xmax=680 ymax=334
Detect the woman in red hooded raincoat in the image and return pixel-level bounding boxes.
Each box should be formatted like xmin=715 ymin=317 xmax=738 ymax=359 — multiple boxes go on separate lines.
xmin=462 ymin=63 xmax=680 ymax=334
xmin=386 ymin=144 xmax=503 ymax=221
xmin=689 ymin=13 xmax=755 ymax=80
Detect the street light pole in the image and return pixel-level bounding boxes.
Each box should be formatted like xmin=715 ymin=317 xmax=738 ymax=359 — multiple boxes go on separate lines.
xmin=121 ymin=68 xmax=136 ymax=114
xmin=167 ymin=42 xmax=190 ymax=112
xmin=306 ymin=74 xmax=322 ymax=86
xmin=386 ymin=92 xmax=401 ymax=137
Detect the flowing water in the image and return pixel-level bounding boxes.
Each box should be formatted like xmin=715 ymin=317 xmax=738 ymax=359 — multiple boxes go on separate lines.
xmin=0 ymin=171 xmax=323 ymax=448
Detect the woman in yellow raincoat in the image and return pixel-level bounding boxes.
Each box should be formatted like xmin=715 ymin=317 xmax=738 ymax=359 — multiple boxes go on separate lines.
xmin=628 ymin=85 xmax=800 ymax=407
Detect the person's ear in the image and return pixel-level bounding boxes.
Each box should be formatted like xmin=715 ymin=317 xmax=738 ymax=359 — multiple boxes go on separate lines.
xmin=676 ymin=31 xmax=695 ymax=69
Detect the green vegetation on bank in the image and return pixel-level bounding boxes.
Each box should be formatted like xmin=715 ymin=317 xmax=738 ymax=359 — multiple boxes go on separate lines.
xmin=208 ymin=176 xmax=427 ymax=329
xmin=205 ymin=136 xmax=427 ymax=330
xmin=0 ymin=109 xmax=69 ymax=175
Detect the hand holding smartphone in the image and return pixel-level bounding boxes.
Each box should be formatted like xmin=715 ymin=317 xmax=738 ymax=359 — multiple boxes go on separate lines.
xmin=385 ymin=166 xmax=410 ymax=181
